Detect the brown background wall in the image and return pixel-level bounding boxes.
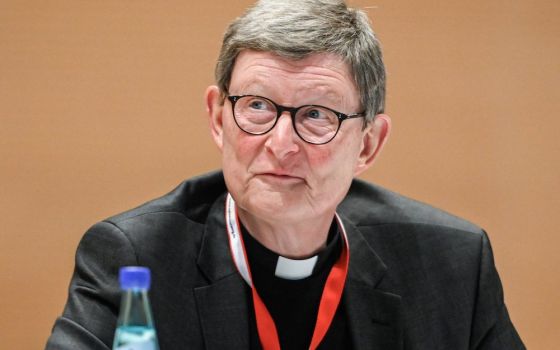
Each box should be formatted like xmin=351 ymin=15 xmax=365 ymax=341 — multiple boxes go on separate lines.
xmin=1 ymin=0 xmax=558 ymax=348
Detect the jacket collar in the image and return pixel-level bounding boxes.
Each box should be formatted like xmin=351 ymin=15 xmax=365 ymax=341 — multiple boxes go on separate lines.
xmin=195 ymin=195 xmax=403 ymax=349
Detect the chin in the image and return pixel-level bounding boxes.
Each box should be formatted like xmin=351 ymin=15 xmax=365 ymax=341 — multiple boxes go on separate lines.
xmin=241 ymin=191 xmax=304 ymax=219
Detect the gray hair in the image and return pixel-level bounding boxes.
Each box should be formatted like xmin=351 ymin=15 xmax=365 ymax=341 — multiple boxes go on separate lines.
xmin=215 ymin=0 xmax=386 ymax=121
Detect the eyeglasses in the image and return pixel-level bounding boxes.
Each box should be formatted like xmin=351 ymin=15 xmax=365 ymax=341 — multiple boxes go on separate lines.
xmin=227 ymin=95 xmax=365 ymax=145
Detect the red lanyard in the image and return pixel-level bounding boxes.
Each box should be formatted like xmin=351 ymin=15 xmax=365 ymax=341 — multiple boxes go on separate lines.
xmin=225 ymin=194 xmax=350 ymax=350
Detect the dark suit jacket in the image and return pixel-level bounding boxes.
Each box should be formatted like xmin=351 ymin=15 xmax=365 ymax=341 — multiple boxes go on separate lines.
xmin=46 ymin=171 xmax=524 ymax=349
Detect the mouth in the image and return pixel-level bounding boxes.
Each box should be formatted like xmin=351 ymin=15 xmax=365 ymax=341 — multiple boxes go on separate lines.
xmin=256 ymin=172 xmax=304 ymax=184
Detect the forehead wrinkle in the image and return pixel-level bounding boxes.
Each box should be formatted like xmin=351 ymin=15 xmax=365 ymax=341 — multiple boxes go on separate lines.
xmin=233 ymin=75 xmax=270 ymax=95
xmin=293 ymin=82 xmax=345 ymax=108
xmin=249 ymin=59 xmax=351 ymax=87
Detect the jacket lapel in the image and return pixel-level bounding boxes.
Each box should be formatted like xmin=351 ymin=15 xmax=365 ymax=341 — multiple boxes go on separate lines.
xmin=195 ymin=194 xmax=251 ymax=350
xmin=341 ymin=216 xmax=404 ymax=350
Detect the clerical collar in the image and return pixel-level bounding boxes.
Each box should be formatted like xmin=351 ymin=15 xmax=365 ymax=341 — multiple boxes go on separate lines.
xmin=240 ymin=220 xmax=341 ymax=281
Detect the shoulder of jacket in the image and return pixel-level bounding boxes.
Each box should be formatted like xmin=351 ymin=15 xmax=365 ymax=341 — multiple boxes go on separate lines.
xmin=340 ymin=178 xmax=483 ymax=234
xmin=104 ymin=170 xmax=226 ymax=226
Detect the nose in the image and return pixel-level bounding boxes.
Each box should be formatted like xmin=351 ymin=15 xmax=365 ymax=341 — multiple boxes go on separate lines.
xmin=264 ymin=112 xmax=300 ymax=159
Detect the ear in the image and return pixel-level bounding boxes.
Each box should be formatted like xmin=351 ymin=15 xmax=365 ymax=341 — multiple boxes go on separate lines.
xmin=354 ymin=114 xmax=391 ymax=176
xmin=206 ymin=85 xmax=225 ymax=151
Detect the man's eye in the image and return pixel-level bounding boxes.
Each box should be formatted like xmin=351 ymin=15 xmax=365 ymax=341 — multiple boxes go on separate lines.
xmin=305 ymin=109 xmax=326 ymax=119
xmin=249 ymin=100 xmax=267 ymax=110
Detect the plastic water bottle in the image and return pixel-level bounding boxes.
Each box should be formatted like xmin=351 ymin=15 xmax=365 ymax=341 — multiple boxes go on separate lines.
xmin=113 ymin=266 xmax=160 ymax=350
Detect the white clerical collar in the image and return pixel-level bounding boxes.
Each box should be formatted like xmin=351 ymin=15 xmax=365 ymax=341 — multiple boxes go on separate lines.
xmin=274 ymin=255 xmax=318 ymax=280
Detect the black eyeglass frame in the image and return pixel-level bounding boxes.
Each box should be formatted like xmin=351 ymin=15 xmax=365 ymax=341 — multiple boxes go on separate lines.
xmin=227 ymin=95 xmax=366 ymax=145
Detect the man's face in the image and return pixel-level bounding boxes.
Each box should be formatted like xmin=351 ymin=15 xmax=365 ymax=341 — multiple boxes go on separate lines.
xmin=207 ymin=50 xmax=389 ymax=225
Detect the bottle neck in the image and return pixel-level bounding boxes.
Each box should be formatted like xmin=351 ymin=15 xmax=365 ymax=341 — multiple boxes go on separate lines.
xmin=117 ymin=288 xmax=155 ymax=327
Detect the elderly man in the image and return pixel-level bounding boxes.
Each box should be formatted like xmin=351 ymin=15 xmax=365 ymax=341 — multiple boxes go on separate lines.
xmin=47 ymin=0 xmax=524 ymax=349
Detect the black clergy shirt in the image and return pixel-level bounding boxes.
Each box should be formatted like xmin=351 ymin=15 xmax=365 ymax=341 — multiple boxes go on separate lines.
xmin=241 ymin=221 xmax=352 ymax=350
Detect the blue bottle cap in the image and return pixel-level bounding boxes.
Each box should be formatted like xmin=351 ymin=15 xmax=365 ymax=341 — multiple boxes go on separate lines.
xmin=119 ymin=266 xmax=151 ymax=290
